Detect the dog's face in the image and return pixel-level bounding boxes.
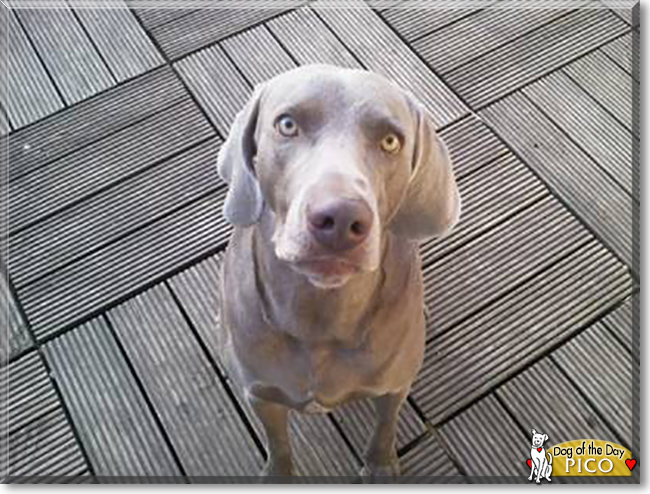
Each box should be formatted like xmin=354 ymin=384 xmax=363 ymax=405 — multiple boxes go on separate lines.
xmin=531 ymin=430 xmax=548 ymax=449
xmin=218 ymin=65 xmax=460 ymax=289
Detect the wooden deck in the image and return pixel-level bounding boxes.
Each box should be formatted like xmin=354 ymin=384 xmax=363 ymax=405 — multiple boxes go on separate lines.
xmin=0 ymin=0 xmax=640 ymax=483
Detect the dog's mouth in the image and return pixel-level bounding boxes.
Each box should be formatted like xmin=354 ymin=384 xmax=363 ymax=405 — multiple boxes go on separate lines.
xmin=290 ymin=257 xmax=363 ymax=289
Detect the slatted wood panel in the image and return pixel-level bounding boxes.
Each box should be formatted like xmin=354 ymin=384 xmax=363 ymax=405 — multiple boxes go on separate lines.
xmin=1 ymin=265 xmax=31 ymax=362
xmin=107 ymin=285 xmax=263 ymax=477
xmin=1 ymin=10 xmax=64 ymax=128
xmin=444 ymin=10 xmax=628 ymax=108
xmin=332 ymin=398 xmax=426 ymax=455
xmin=73 ymin=0 xmax=164 ymax=82
xmin=9 ymin=136 xmax=221 ymax=287
xmin=6 ymin=99 xmax=214 ymax=236
xmin=19 ymin=190 xmax=229 ymax=342
xmin=315 ymin=0 xmax=468 ymax=127
xmin=399 ymin=433 xmax=461 ymax=480
xmin=1 ymin=67 xmax=185 ymax=182
xmin=16 ymin=7 xmax=114 ymax=105
xmin=127 ymin=5 xmax=195 ymax=31
xmin=221 ymin=26 xmax=296 ymax=85
xmin=496 ymin=357 xmax=618 ymax=445
xmin=552 ymin=322 xmax=635 ymax=450
xmin=412 ymin=9 xmax=571 ymax=75
xmin=149 ymin=3 xmax=297 ymax=60
xmin=423 ymin=196 xmax=592 ymax=339
xmin=1 ymin=351 xmax=89 ymax=481
xmin=379 ymin=4 xmax=490 ymax=42
xmin=600 ymin=33 xmax=636 ymax=79
xmin=523 ymin=71 xmax=636 ymax=200
xmin=562 ymin=49 xmax=638 ymax=138
xmin=600 ymin=295 xmax=636 ymax=355
xmin=480 ymin=92 xmax=635 ymax=269
xmin=168 ymin=254 xmax=370 ymax=477
xmin=267 ymin=8 xmax=361 ymax=68
xmin=420 ymin=153 xmax=547 ymax=267
xmin=439 ymin=394 xmax=527 ymax=478
xmin=175 ymin=46 xmax=251 ymax=136
xmin=413 ymin=240 xmax=632 ymax=425
xmin=45 ymin=318 xmax=183 ymax=478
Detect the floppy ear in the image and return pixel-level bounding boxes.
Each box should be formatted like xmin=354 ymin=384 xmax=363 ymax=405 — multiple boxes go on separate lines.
xmin=389 ymin=98 xmax=461 ymax=241
xmin=544 ymin=434 xmax=548 ymax=442
xmin=217 ymin=84 xmax=266 ymax=226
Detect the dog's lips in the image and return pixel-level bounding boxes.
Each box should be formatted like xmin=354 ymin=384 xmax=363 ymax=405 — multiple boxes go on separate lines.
xmin=294 ymin=258 xmax=361 ymax=277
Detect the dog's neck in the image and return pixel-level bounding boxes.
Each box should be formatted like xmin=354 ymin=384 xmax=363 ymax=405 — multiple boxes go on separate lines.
xmin=251 ymin=209 xmax=393 ymax=346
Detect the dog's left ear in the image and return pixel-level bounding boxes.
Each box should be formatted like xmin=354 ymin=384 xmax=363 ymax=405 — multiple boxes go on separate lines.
xmin=217 ymin=83 xmax=266 ymax=226
xmin=389 ymin=95 xmax=461 ymax=241
xmin=544 ymin=434 xmax=548 ymax=442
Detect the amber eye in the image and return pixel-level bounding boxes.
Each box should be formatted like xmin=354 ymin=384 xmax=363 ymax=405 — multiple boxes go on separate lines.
xmin=380 ymin=133 xmax=401 ymax=154
xmin=276 ymin=115 xmax=298 ymax=137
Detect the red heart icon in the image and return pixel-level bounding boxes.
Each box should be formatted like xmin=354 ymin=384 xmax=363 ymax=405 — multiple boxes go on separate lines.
xmin=537 ymin=447 xmax=542 ymax=452
xmin=625 ymin=459 xmax=637 ymax=471
xmin=527 ymin=459 xmax=532 ymax=468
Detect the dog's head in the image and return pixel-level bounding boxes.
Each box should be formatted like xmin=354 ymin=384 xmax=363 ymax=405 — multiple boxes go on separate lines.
xmin=531 ymin=429 xmax=548 ymax=448
xmin=218 ymin=64 xmax=460 ymax=289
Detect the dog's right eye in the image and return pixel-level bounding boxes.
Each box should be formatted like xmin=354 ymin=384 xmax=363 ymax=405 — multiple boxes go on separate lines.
xmin=276 ymin=115 xmax=299 ymax=137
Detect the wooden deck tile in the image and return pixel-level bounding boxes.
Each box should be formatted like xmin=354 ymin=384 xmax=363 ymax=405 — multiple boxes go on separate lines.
xmin=332 ymin=398 xmax=426 ymax=455
xmin=413 ymin=8 xmax=571 ymax=76
xmin=1 ymin=10 xmax=64 ymax=128
xmin=1 ymin=67 xmax=186 ymax=182
xmin=413 ymin=240 xmax=632 ymax=425
xmin=149 ymin=2 xmax=297 ymax=60
xmin=1 ymin=351 xmax=88 ymax=481
xmin=221 ymin=26 xmax=296 ymax=85
xmin=523 ymin=71 xmax=636 ymax=200
xmin=379 ymin=4 xmax=489 ymax=43
xmin=126 ymin=5 xmax=195 ymax=31
xmin=399 ymin=433 xmax=461 ymax=480
xmin=1 ymin=264 xmax=31 ymax=362
xmin=5 ymin=99 xmax=214 ymax=238
xmin=175 ymin=45 xmax=251 ymax=136
xmin=600 ymin=295 xmax=636 ymax=356
xmin=0 ymin=107 xmax=9 ymax=135
xmin=314 ymin=0 xmax=468 ymax=127
xmin=19 ymin=190 xmax=229 ymax=342
xmin=552 ymin=322 xmax=636 ymax=450
xmin=9 ymin=136 xmax=220 ymax=288
xmin=480 ymin=92 xmax=635 ymax=269
xmin=168 ymin=254 xmax=366 ymax=478
xmin=16 ymin=7 xmax=114 ymax=105
xmin=107 ymin=284 xmax=263 ymax=477
xmin=496 ymin=357 xmax=618 ymax=446
xmin=601 ymin=32 xmax=637 ymax=81
xmin=44 ymin=318 xmax=183 ymax=478
xmin=444 ymin=10 xmax=628 ymax=108
xmin=73 ymin=0 xmax=164 ymax=83
xmin=267 ymin=8 xmax=361 ymax=69
xmin=562 ymin=49 xmax=638 ymax=138
xmin=420 ymin=129 xmax=547 ymax=266
xmin=439 ymin=394 xmax=527 ymax=478
xmin=423 ymin=196 xmax=591 ymax=339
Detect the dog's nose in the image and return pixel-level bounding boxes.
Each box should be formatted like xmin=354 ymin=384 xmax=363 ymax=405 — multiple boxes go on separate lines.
xmin=307 ymin=198 xmax=373 ymax=251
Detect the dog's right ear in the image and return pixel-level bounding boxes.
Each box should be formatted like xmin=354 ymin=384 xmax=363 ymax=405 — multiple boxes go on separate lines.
xmin=217 ymin=83 xmax=266 ymax=226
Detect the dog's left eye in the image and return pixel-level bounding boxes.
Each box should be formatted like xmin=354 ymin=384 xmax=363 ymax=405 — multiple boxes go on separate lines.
xmin=276 ymin=115 xmax=299 ymax=137
xmin=380 ymin=133 xmax=401 ymax=154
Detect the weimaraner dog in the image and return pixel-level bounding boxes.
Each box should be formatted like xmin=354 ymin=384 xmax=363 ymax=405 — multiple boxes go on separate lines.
xmin=217 ymin=64 xmax=460 ymax=478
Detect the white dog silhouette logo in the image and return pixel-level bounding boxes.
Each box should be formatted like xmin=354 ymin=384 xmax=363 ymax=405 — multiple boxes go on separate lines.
xmin=528 ymin=429 xmax=553 ymax=483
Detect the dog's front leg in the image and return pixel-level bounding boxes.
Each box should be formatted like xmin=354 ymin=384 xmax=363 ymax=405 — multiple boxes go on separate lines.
xmin=528 ymin=460 xmax=535 ymax=481
xmin=361 ymin=389 xmax=408 ymax=480
xmin=249 ymin=394 xmax=293 ymax=477
xmin=534 ymin=459 xmax=542 ymax=483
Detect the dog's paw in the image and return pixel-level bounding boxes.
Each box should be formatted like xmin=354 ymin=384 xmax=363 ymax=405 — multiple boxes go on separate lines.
xmin=360 ymin=461 xmax=400 ymax=483
xmin=536 ymin=479 xmax=541 ymax=484
xmin=259 ymin=459 xmax=293 ymax=480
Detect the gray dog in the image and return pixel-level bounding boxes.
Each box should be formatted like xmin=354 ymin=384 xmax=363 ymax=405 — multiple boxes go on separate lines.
xmin=217 ymin=64 xmax=460 ymax=478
